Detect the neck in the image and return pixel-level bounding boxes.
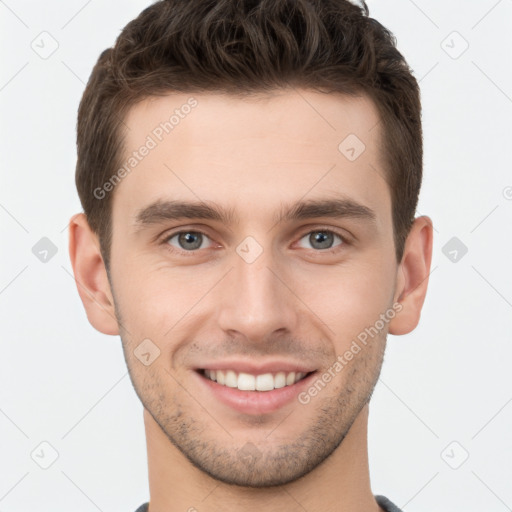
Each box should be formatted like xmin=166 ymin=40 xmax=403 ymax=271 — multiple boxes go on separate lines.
xmin=144 ymin=404 xmax=383 ymax=512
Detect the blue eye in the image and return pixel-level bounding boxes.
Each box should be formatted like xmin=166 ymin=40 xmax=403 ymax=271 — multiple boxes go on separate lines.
xmin=165 ymin=231 xmax=213 ymax=251
xmin=162 ymin=228 xmax=347 ymax=255
xmin=296 ymin=230 xmax=344 ymax=251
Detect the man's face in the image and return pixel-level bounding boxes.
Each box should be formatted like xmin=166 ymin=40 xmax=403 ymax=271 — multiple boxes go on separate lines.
xmin=108 ymin=89 xmax=399 ymax=487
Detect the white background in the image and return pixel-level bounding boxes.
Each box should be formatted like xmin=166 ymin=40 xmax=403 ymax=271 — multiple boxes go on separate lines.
xmin=1 ymin=0 xmax=511 ymax=510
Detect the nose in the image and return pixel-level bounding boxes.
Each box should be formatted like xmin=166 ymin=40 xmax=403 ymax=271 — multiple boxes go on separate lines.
xmin=216 ymin=243 xmax=300 ymax=343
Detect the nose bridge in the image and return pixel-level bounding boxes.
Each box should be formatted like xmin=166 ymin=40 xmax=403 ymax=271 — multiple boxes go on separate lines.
xmin=216 ymin=239 xmax=298 ymax=340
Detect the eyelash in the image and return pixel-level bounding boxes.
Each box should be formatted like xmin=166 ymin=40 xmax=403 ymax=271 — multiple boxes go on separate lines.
xmin=160 ymin=227 xmax=350 ymax=256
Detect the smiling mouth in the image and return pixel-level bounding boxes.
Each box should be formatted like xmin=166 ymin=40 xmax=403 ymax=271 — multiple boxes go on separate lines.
xmin=197 ymin=369 xmax=315 ymax=392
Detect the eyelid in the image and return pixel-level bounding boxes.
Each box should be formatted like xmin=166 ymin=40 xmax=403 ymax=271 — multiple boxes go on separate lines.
xmin=294 ymin=225 xmax=352 ymax=244
xmin=158 ymin=224 xmax=214 ymax=241
xmin=160 ymin=227 xmax=218 ymax=256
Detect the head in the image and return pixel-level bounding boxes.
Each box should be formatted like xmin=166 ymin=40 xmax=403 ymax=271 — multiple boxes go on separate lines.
xmin=70 ymin=0 xmax=432 ymax=488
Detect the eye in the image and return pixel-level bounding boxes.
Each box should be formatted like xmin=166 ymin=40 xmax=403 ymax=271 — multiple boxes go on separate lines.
xmin=161 ymin=227 xmax=347 ymax=256
xmin=164 ymin=230 xmax=213 ymax=252
xmin=296 ymin=229 xmax=345 ymax=251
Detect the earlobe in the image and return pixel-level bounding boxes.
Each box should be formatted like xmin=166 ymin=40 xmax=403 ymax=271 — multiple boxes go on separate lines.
xmin=68 ymin=213 xmax=120 ymax=335
xmin=388 ymin=216 xmax=433 ymax=336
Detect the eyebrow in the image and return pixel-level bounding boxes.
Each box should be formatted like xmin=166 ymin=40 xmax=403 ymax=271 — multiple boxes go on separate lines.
xmin=133 ymin=197 xmax=377 ymax=230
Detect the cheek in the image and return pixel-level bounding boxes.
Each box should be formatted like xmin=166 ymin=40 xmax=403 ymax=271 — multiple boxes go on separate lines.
xmin=290 ymin=259 xmax=395 ymax=339
xmin=111 ymin=261 xmax=184 ymax=342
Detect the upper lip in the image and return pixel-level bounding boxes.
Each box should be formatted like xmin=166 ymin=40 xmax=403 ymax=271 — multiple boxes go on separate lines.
xmin=195 ymin=359 xmax=317 ymax=375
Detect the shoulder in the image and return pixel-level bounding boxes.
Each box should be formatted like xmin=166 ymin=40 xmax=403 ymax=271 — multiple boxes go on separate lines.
xmin=375 ymin=495 xmax=404 ymax=512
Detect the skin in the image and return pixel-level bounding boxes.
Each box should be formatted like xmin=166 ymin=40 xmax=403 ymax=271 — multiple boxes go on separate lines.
xmin=69 ymin=88 xmax=433 ymax=512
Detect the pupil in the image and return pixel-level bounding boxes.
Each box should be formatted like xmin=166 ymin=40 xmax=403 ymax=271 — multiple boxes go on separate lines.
xmin=179 ymin=232 xmax=202 ymax=250
xmin=311 ymin=231 xmax=332 ymax=249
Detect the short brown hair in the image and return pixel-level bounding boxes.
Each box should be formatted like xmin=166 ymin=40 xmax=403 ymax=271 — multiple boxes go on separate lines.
xmin=75 ymin=0 xmax=422 ymax=270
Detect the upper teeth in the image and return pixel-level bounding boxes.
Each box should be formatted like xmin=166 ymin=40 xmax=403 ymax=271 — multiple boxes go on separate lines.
xmin=203 ymin=370 xmax=307 ymax=391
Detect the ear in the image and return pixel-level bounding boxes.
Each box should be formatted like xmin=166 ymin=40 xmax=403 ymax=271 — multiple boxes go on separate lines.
xmin=388 ymin=216 xmax=433 ymax=335
xmin=68 ymin=213 xmax=119 ymax=335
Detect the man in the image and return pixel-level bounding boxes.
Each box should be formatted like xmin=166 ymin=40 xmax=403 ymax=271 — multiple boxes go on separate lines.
xmin=68 ymin=0 xmax=433 ymax=510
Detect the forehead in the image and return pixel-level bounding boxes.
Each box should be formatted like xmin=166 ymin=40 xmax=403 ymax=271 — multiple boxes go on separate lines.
xmin=123 ymin=89 xmax=382 ymax=153
xmin=112 ymin=89 xmax=390 ymax=227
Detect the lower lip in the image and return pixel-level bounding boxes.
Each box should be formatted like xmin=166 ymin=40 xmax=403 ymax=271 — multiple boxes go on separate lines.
xmin=195 ymin=370 xmax=317 ymax=415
